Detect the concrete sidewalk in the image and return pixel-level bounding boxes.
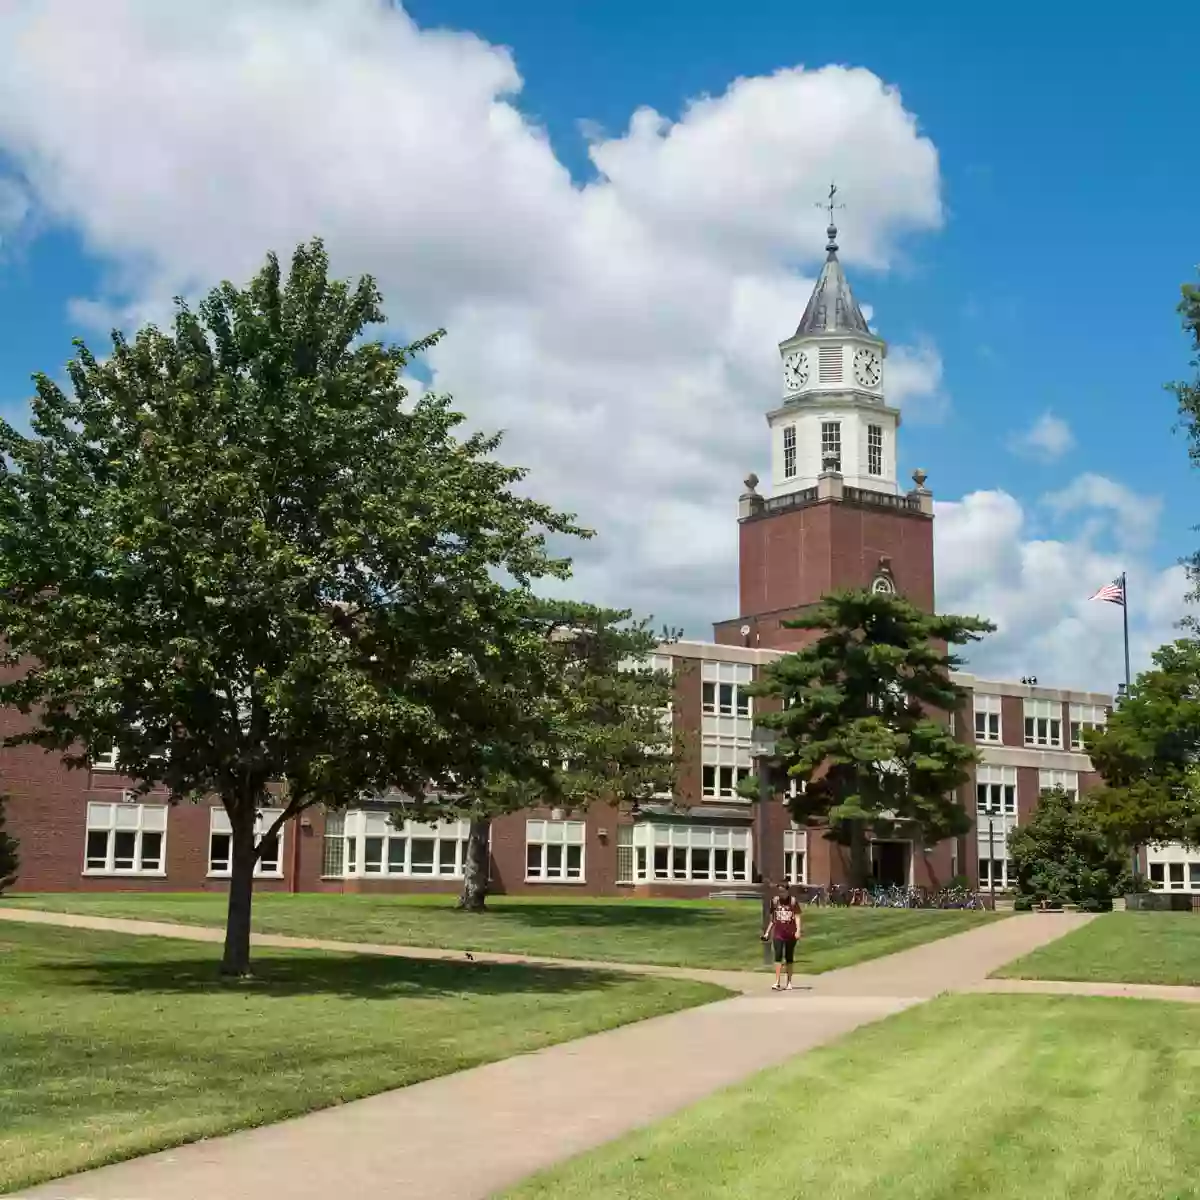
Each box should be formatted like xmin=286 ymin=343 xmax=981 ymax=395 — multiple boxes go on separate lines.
xmin=11 ymin=909 xmax=1092 ymax=1200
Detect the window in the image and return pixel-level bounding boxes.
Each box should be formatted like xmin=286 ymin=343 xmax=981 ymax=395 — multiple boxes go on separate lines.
xmin=323 ymin=810 xmax=346 ymax=877
xmin=92 ymin=745 xmax=119 ymax=771
xmin=208 ymin=808 xmax=285 ymax=877
xmin=83 ymin=801 xmax=167 ymax=875
xmin=976 ymin=766 xmax=1016 ymax=815
xmin=701 ymin=675 xmax=751 ymax=718
xmin=1023 ymin=699 xmax=1063 ymax=748
xmin=1146 ymin=844 xmax=1200 ymax=892
xmin=1069 ymin=704 xmax=1107 ymax=750
xmin=702 ymin=763 xmax=752 ymax=799
xmin=525 ymin=820 xmax=586 ymax=882
xmin=867 ymin=424 xmax=883 ymax=476
xmin=978 ymin=857 xmax=1016 ymax=890
xmin=973 ymin=694 xmax=1002 ymax=743
xmin=783 ymin=425 xmax=797 ymax=479
xmin=784 ymin=828 xmax=807 ymax=885
xmin=325 ymin=810 xmax=470 ymax=878
xmin=818 ymin=345 xmax=843 ymax=383
xmin=631 ymin=824 xmax=751 ymax=883
xmin=616 ymin=825 xmax=634 ymax=885
xmin=1038 ymin=770 xmax=1078 ymax=801
xmin=820 ymin=421 xmax=842 ymax=472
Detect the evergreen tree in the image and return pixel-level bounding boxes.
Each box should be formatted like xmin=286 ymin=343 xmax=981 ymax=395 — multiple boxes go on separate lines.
xmin=0 ymin=240 xmax=585 ymax=974
xmin=1008 ymin=787 xmax=1129 ymax=911
xmin=0 ymin=796 xmax=17 ymax=894
xmin=746 ymin=589 xmax=994 ymax=886
xmin=454 ymin=601 xmax=678 ymax=911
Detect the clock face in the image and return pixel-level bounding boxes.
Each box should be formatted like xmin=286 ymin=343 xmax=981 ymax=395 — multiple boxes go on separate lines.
xmin=783 ymin=350 xmax=809 ymax=391
xmin=854 ymin=348 xmax=882 ymax=389
xmin=871 ymin=575 xmax=895 ymax=595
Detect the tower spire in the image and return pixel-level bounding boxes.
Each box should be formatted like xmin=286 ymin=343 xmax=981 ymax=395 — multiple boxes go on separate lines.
xmin=818 ymin=181 xmax=844 ymax=254
xmin=795 ymin=184 xmax=868 ymax=337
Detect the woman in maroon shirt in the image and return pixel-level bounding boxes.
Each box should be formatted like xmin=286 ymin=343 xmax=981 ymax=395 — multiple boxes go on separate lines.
xmin=761 ymin=885 xmax=802 ymax=991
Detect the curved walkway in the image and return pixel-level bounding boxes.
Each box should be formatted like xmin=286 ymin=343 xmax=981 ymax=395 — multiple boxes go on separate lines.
xmin=5 ymin=906 xmax=1184 ymax=1200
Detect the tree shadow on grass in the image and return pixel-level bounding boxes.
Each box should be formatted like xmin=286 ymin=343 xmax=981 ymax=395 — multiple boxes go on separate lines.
xmin=472 ymin=902 xmax=751 ymax=931
xmin=36 ymin=950 xmax=653 ymax=1001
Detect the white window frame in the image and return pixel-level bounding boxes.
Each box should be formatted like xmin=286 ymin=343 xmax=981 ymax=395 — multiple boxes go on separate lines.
xmin=616 ymin=824 xmax=634 ymax=885
xmin=978 ymin=856 xmax=1016 ymax=890
xmin=92 ymin=746 xmax=120 ymax=771
xmin=701 ymin=662 xmax=752 ymax=719
xmin=701 ymin=661 xmax=753 ymax=802
xmin=631 ymin=823 xmax=751 ymax=884
xmin=973 ymin=694 xmax=1002 ymax=744
xmin=1069 ymin=704 xmax=1106 ymax=750
xmin=1038 ymin=769 xmax=1078 ymax=800
xmin=782 ymin=424 xmax=797 ymax=480
xmin=1146 ymin=844 xmax=1200 ymax=892
xmin=820 ymin=420 xmax=842 ymax=472
xmin=784 ymin=827 xmax=807 ymax=885
xmin=525 ymin=819 xmax=586 ymax=883
xmin=83 ymin=801 xmax=168 ymax=876
xmin=976 ymin=764 xmax=1017 ymax=815
xmin=329 ymin=809 xmax=470 ymax=879
xmin=1023 ymin=699 xmax=1063 ymax=748
xmin=207 ymin=807 xmax=286 ymax=878
xmin=702 ymin=758 xmax=752 ymax=800
xmin=867 ymin=423 xmax=883 ymax=476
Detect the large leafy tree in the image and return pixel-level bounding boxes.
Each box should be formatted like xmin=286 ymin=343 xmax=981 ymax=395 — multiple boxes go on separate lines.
xmin=1008 ymin=787 xmax=1130 ymax=912
xmin=1084 ymin=638 xmax=1200 ymax=849
xmin=452 ymin=600 xmax=678 ymax=911
xmin=746 ymin=589 xmax=994 ymax=886
xmin=0 ymin=240 xmax=586 ymax=974
xmin=0 ymin=796 xmax=17 ymax=894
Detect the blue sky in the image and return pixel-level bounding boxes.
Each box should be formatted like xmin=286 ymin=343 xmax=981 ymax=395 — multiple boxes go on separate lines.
xmin=0 ymin=0 xmax=1196 ymax=689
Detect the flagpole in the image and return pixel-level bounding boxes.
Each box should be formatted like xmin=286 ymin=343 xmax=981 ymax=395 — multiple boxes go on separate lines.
xmin=1121 ymin=571 xmax=1137 ymax=884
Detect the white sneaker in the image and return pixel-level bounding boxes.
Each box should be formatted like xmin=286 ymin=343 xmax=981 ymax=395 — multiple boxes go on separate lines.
xmin=770 ymin=983 xmax=782 ymax=991
xmin=785 ymin=981 xmax=794 ymax=990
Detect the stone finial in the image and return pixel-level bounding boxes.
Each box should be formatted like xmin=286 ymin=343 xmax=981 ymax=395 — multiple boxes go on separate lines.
xmin=911 ymin=468 xmax=928 ymax=490
xmin=821 ymin=454 xmax=841 ymax=475
xmin=743 ymin=472 xmax=759 ymax=494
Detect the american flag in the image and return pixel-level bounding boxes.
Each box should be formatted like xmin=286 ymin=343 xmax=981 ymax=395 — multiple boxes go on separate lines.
xmin=1088 ymin=577 xmax=1125 ymax=606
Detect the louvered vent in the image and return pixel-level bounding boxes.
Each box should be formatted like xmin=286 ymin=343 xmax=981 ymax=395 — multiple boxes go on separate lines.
xmin=818 ymin=346 xmax=842 ymax=383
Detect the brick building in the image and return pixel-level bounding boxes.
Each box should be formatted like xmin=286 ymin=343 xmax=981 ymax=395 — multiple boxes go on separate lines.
xmin=1 ymin=219 xmax=1177 ymax=898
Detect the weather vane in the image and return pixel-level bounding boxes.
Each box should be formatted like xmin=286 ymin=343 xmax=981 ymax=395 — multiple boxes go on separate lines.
xmin=817 ymin=181 xmax=845 ymax=226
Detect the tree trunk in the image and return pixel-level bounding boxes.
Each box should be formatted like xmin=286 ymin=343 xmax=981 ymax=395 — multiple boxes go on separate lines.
xmin=848 ymin=821 xmax=870 ymax=889
xmin=457 ymin=816 xmax=491 ymax=912
xmin=221 ymin=804 xmax=258 ymax=977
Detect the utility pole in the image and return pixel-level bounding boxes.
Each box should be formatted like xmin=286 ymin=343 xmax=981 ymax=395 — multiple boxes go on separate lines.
xmin=988 ymin=812 xmax=997 ymax=908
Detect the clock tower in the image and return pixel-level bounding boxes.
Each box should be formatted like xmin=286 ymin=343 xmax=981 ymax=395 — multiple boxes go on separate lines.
xmin=714 ymin=220 xmax=936 ymax=650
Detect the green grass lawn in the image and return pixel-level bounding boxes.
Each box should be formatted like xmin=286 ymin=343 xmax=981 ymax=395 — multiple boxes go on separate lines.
xmin=2 ymin=891 xmax=1002 ymax=973
xmin=0 ymin=922 xmax=725 ymax=1196
xmin=506 ymin=993 xmax=1200 ymax=1200
xmin=995 ymin=911 xmax=1200 ymax=985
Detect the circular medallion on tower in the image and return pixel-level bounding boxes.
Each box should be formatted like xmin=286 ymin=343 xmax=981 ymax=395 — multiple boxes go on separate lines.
xmin=871 ymin=575 xmax=895 ymax=595
xmin=782 ymin=350 xmax=809 ymax=391
xmin=853 ymin=347 xmax=882 ymax=389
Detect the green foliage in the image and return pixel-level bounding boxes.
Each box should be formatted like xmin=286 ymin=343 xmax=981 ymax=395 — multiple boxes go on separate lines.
xmin=0 ymin=795 xmax=17 ymax=893
xmin=1084 ymin=639 xmax=1200 ymax=848
xmin=0 ymin=239 xmax=586 ymax=968
xmin=745 ymin=589 xmax=994 ymax=882
xmin=1170 ymin=274 xmax=1200 ymax=597
xmin=1008 ymin=788 xmax=1130 ymax=911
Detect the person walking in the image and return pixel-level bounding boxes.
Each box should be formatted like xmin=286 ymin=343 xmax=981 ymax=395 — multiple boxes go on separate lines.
xmin=761 ymin=883 xmax=802 ymax=990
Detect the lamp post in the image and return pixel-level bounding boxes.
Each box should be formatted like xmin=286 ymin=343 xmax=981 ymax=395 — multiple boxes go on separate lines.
xmin=987 ymin=810 xmax=997 ymax=909
xmin=751 ymin=727 xmax=778 ymax=966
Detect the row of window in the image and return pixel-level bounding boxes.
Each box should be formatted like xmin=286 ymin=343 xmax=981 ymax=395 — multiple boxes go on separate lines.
xmin=976 ymin=767 xmax=1079 ymax=816
xmin=973 ymin=696 xmax=1106 ymax=750
xmin=781 ymin=421 xmax=884 ymax=480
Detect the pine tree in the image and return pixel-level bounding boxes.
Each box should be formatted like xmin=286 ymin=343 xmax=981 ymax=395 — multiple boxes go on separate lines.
xmin=746 ymin=588 xmax=994 ymax=886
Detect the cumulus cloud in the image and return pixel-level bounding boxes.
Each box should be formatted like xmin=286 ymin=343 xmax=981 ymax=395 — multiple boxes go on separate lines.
xmin=884 ymin=339 xmax=949 ymax=423
xmin=0 ymin=0 xmax=945 ymax=638
xmin=1010 ymin=411 xmax=1074 ymax=462
xmin=937 ymin=476 xmax=1188 ymax=692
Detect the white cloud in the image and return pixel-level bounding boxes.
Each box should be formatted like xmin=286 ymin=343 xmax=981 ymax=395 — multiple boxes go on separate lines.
xmin=884 ymin=339 xmax=949 ymax=423
xmin=1010 ymin=411 xmax=1074 ymax=462
xmin=936 ymin=476 xmax=1188 ymax=692
xmin=0 ymin=0 xmax=947 ymax=641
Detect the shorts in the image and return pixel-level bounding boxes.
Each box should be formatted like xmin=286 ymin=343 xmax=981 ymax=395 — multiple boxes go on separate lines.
xmin=773 ymin=937 xmax=797 ymax=964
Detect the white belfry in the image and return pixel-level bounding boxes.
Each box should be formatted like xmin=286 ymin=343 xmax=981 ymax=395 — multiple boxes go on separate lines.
xmin=769 ymin=221 xmax=898 ymax=497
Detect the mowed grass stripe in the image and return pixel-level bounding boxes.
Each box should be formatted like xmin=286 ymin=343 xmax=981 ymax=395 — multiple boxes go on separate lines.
xmin=507 ymin=994 xmax=1200 ymax=1200
xmin=0 ymin=922 xmax=726 ymax=1195
xmin=996 ymin=911 xmax=1200 ymax=985
xmin=2 ymin=891 xmax=1003 ymax=973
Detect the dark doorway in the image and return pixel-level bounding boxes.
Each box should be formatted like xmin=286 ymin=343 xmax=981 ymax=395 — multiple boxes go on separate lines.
xmin=871 ymin=840 xmax=909 ymax=887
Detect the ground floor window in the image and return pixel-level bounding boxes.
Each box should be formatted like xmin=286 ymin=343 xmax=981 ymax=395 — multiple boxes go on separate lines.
xmin=616 ymin=825 xmax=634 ymax=884
xmin=83 ymin=801 xmax=167 ymax=876
xmin=631 ymin=823 xmax=751 ymax=884
xmin=1147 ymin=845 xmax=1200 ymax=891
xmin=784 ymin=828 xmax=807 ymax=885
xmin=321 ymin=809 xmax=470 ymax=879
xmin=208 ymin=807 xmax=285 ymax=878
xmin=978 ymin=857 xmax=1015 ymax=890
xmin=525 ymin=819 xmax=586 ymax=882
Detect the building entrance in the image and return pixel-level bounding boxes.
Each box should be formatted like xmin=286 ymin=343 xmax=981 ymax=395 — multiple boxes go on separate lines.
xmin=870 ymin=840 xmax=910 ymax=888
